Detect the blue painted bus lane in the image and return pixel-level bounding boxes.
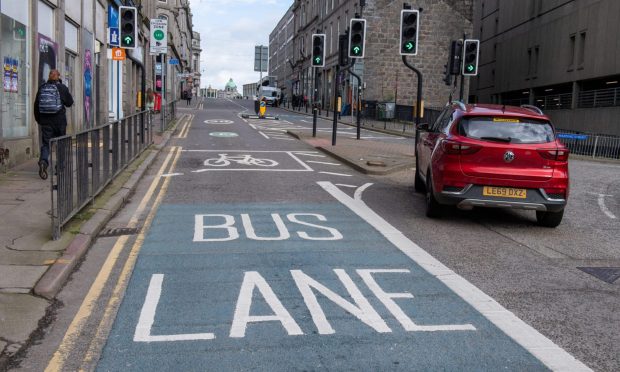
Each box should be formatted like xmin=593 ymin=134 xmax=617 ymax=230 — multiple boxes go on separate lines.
xmin=97 ymin=200 xmax=551 ymax=371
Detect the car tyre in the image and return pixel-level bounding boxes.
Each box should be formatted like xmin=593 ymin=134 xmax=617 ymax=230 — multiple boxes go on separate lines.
xmin=536 ymin=209 xmax=564 ymax=228
xmin=425 ymin=172 xmax=442 ymax=218
xmin=414 ymin=159 xmax=425 ymax=193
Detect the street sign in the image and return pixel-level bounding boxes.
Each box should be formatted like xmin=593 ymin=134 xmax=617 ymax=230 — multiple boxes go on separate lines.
xmin=111 ymin=48 xmax=126 ymax=61
xmin=169 ymin=59 xmax=180 ymax=65
xmin=254 ymin=46 xmax=268 ymax=72
xmin=108 ymin=27 xmax=119 ymax=47
xmin=150 ymin=18 xmax=168 ymax=55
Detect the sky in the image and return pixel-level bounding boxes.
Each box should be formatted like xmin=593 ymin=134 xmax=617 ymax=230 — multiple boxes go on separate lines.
xmin=190 ymin=0 xmax=292 ymax=90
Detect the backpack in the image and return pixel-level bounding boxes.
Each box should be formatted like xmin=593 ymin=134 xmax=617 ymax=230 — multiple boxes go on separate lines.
xmin=39 ymin=83 xmax=63 ymax=114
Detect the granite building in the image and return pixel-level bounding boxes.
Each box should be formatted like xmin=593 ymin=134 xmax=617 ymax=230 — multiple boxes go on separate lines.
xmin=269 ymin=0 xmax=473 ymax=114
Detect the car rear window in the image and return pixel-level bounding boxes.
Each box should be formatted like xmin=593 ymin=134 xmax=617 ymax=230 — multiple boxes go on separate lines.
xmin=458 ymin=116 xmax=555 ymax=144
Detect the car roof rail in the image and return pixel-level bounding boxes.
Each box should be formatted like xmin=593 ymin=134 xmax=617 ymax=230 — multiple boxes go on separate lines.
xmin=451 ymin=100 xmax=467 ymax=111
xmin=520 ymin=104 xmax=544 ymax=115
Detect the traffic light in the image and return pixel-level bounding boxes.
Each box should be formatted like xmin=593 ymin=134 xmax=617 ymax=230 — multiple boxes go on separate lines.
xmin=348 ymin=19 xmax=366 ymax=58
xmin=119 ymin=6 xmax=137 ymax=49
xmin=311 ymin=34 xmax=326 ymax=67
xmin=399 ymin=9 xmax=419 ymax=55
xmin=448 ymin=40 xmax=463 ymax=75
xmin=462 ymin=39 xmax=480 ymax=76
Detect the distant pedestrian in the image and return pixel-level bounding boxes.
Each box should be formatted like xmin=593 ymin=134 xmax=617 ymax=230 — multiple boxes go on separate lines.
xmin=146 ymin=88 xmax=155 ymax=112
xmin=34 ymin=69 xmax=74 ymax=180
xmin=185 ymin=91 xmax=192 ymax=106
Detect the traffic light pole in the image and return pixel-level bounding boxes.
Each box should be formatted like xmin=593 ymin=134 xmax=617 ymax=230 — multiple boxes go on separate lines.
xmin=345 ymin=64 xmax=362 ymax=140
xmin=312 ymin=67 xmax=318 ymax=137
xmin=401 ymin=56 xmax=423 ymax=155
xmin=332 ymin=64 xmax=340 ymax=146
xmin=460 ymin=33 xmax=467 ymax=101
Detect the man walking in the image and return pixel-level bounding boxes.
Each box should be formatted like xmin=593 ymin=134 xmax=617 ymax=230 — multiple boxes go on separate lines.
xmin=34 ymin=69 xmax=74 ymax=179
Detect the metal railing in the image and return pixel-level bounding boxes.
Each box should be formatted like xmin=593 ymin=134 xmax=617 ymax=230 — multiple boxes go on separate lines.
xmin=578 ymin=87 xmax=620 ymax=108
xmin=556 ymin=129 xmax=620 ymax=160
xmin=360 ymin=101 xmax=443 ymax=134
xmin=161 ymin=99 xmax=178 ymax=131
xmin=50 ymin=111 xmax=154 ymax=239
xmin=534 ymin=93 xmax=572 ymax=110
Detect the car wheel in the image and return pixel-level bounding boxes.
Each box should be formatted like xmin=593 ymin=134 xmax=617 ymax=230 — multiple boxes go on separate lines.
xmin=536 ymin=209 xmax=564 ymax=228
xmin=425 ymin=172 xmax=442 ymax=218
xmin=414 ymin=159 xmax=425 ymax=193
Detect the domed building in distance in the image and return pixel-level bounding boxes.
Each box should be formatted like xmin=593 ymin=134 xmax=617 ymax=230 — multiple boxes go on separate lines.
xmin=217 ymin=78 xmax=241 ymax=99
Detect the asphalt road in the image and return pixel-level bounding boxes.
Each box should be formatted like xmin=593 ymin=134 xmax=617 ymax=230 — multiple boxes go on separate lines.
xmin=13 ymin=98 xmax=620 ymax=371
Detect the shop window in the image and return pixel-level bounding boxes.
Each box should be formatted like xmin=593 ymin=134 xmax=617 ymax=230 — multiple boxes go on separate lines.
xmin=1 ymin=2 xmax=31 ymax=139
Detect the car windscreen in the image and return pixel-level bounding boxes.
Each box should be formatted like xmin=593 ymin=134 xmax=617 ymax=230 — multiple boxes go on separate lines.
xmin=458 ymin=116 xmax=555 ymax=144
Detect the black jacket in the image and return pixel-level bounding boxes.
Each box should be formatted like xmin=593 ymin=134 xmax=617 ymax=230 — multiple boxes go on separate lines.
xmin=34 ymin=79 xmax=74 ymax=124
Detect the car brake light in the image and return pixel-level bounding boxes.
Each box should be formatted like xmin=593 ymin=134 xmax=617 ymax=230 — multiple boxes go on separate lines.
xmin=442 ymin=140 xmax=481 ymax=155
xmin=537 ymin=148 xmax=569 ymax=161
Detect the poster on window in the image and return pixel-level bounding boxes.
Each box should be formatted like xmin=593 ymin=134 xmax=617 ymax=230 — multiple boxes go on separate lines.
xmin=3 ymin=57 xmax=11 ymax=92
xmin=83 ymin=30 xmax=94 ymax=128
xmin=37 ymin=34 xmax=58 ymax=86
xmin=10 ymin=58 xmax=19 ymax=93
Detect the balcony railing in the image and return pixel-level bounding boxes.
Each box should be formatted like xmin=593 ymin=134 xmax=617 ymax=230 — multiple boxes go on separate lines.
xmin=578 ymin=87 xmax=620 ymax=108
xmin=534 ymin=93 xmax=572 ymax=110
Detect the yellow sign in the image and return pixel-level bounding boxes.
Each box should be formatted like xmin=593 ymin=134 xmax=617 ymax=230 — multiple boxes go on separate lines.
xmin=337 ymin=97 xmax=342 ymax=112
xmin=111 ymin=48 xmax=126 ymax=61
xmin=413 ymin=100 xmax=425 ymax=118
xmin=493 ymin=118 xmax=520 ymax=123
xmin=259 ymin=102 xmax=266 ymax=117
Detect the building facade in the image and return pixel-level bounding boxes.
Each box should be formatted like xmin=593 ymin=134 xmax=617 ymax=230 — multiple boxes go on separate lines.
xmin=192 ymin=31 xmax=201 ymax=96
xmin=269 ymin=0 xmax=473 ymax=114
xmin=471 ymin=0 xmax=620 ymax=135
xmin=0 ymin=0 xmax=197 ymax=169
xmin=243 ymin=83 xmax=258 ymax=99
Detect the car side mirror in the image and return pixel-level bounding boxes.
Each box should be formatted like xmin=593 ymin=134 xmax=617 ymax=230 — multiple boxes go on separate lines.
xmin=417 ymin=123 xmax=429 ymax=131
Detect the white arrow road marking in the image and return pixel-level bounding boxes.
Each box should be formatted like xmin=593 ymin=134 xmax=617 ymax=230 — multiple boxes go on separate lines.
xmin=319 ymin=181 xmax=591 ymax=372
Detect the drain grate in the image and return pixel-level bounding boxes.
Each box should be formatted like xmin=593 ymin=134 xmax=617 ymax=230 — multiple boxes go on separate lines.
xmin=98 ymin=227 xmax=139 ymax=237
xmin=577 ymin=267 xmax=620 ymax=284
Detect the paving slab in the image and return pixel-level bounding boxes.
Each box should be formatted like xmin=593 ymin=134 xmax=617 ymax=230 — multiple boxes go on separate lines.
xmin=0 ymin=294 xmax=49 ymax=343
xmin=0 ymin=266 xmax=48 ymax=292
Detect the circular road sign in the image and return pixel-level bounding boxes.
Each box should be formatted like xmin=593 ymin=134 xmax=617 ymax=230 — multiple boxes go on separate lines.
xmin=154 ymin=30 xmax=165 ymax=41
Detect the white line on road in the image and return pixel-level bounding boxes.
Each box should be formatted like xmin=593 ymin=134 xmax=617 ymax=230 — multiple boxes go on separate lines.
xmin=589 ymin=192 xmax=617 ymax=219
xmin=318 ymin=172 xmax=353 ymax=177
xmin=318 ymin=181 xmax=591 ymax=372
xmin=161 ymin=173 xmax=184 ymax=177
xmin=293 ymin=153 xmax=326 ymax=158
xmin=258 ymin=131 xmax=270 ymax=139
xmin=307 ymin=160 xmax=341 ymax=166
xmin=335 ymin=184 xmax=359 ymax=188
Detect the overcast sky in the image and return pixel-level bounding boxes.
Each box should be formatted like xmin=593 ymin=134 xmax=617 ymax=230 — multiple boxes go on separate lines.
xmin=190 ymin=0 xmax=291 ymax=90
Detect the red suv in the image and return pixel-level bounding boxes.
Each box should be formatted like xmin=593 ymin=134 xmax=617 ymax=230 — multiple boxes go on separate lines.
xmin=415 ymin=102 xmax=569 ymax=227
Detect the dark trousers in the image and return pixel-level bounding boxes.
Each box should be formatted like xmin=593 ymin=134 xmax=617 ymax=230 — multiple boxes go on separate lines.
xmin=39 ymin=124 xmax=66 ymax=164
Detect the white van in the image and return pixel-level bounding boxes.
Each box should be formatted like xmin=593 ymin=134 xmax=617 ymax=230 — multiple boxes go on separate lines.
xmin=257 ymin=86 xmax=281 ymax=107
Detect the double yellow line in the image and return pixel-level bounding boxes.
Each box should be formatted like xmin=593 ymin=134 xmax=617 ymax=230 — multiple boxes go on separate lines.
xmin=45 ymin=146 xmax=183 ymax=372
xmin=177 ymin=114 xmax=194 ymax=139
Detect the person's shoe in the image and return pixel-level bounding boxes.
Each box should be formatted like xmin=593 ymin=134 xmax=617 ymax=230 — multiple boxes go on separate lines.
xmin=38 ymin=160 xmax=48 ymax=180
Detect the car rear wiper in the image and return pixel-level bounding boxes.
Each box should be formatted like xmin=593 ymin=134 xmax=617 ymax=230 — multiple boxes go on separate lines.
xmin=480 ymin=136 xmax=512 ymax=143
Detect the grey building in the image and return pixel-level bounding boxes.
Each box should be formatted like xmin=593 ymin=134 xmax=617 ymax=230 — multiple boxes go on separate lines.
xmin=243 ymin=83 xmax=258 ymax=99
xmin=192 ymin=31 xmax=202 ymax=95
xmin=471 ymin=0 xmax=620 ymax=135
xmin=269 ymin=0 xmax=473 ymax=114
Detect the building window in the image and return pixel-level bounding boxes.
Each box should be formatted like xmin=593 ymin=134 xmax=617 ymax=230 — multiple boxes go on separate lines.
xmin=578 ymin=31 xmax=586 ymax=68
xmin=37 ymin=1 xmax=54 ymax=40
xmin=64 ymin=51 xmax=77 ymax=129
xmin=527 ymin=48 xmax=532 ymax=78
xmin=64 ymin=20 xmax=79 ymax=53
xmin=533 ymin=46 xmax=539 ymax=76
xmin=568 ymin=34 xmax=575 ymax=69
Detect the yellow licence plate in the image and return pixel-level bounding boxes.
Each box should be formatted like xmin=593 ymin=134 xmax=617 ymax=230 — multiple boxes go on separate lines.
xmin=483 ymin=186 xmax=527 ymax=199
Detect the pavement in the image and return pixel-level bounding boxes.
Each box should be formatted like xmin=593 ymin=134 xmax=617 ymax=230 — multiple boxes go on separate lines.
xmin=0 ymin=117 xmax=178 ymax=367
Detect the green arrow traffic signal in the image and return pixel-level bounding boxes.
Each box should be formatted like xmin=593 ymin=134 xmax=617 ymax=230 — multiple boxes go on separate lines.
xmin=352 ymin=46 xmax=361 ymax=55
xmin=405 ymin=42 xmax=414 ymax=51
xmin=123 ymin=36 xmax=133 ymax=45
xmin=466 ymin=64 xmax=474 ymax=72
xmin=315 ymin=57 xmax=321 ymax=64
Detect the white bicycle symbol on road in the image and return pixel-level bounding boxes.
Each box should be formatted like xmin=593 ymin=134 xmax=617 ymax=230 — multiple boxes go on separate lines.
xmin=203 ymin=153 xmax=279 ymax=167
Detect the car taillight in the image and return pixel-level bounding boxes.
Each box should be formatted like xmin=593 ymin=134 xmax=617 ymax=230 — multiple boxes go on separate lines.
xmin=537 ymin=148 xmax=569 ymax=161
xmin=442 ymin=140 xmax=481 ymax=155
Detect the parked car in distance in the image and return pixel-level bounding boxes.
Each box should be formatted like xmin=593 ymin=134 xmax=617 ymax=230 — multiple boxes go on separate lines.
xmin=415 ymin=102 xmax=569 ymax=227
